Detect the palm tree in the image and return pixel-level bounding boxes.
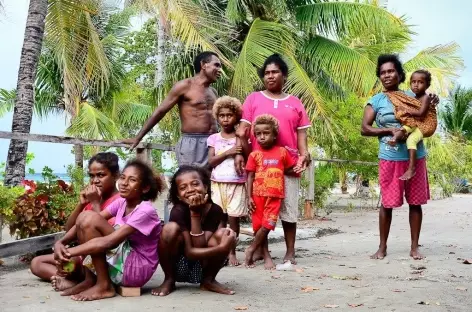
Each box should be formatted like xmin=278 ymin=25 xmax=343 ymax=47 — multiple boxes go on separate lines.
xmin=440 ymin=86 xmax=472 ymax=140
xmin=3 ymin=1 xmax=123 ymax=175
xmin=3 ymin=0 xmax=48 ymax=187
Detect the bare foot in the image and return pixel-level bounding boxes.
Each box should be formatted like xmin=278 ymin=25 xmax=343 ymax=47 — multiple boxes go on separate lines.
xmin=228 ymin=253 xmax=241 ymax=267
xmin=263 ymin=256 xmax=276 ymax=270
xmin=252 ymin=248 xmax=264 ymax=262
xmin=51 ymin=276 xmax=76 ymax=292
xmin=200 ymin=279 xmax=235 ymax=295
xmin=283 ymin=252 xmax=297 ymax=265
xmin=71 ymin=283 xmax=115 ymax=301
xmin=410 ymin=248 xmax=424 ymax=260
xmin=151 ymin=279 xmax=176 ymax=297
xmin=60 ymin=276 xmax=95 ymax=296
xmin=399 ymin=168 xmax=416 ymax=180
xmin=370 ymin=247 xmax=387 ymax=260
xmin=245 ymin=247 xmax=256 ymax=268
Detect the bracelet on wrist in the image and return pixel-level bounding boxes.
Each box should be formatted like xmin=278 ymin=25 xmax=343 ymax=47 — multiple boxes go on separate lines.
xmin=190 ymin=231 xmax=204 ymax=237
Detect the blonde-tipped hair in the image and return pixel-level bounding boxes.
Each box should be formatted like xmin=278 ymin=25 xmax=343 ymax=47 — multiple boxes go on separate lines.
xmin=212 ymin=96 xmax=242 ymax=121
xmin=253 ymin=114 xmax=279 ymax=136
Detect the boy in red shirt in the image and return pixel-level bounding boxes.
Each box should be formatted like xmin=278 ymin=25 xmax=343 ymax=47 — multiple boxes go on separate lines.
xmin=244 ymin=114 xmax=303 ymax=269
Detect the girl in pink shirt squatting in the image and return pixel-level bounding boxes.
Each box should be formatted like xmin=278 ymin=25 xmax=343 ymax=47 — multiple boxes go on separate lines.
xmin=53 ymin=159 xmax=163 ymax=301
xmin=207 ymin=96 xmax=250 ymax=266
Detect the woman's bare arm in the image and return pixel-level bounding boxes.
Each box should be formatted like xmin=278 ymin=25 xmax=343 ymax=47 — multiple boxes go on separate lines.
xmin=361 ymin=105 xmax=398 ymax=137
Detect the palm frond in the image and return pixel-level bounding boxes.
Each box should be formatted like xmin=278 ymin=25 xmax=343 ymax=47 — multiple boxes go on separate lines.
xmin=228 ymin=18 xmax=296 ymax=100
xmin=66 ymin=101 xmax=120 ymax=139
xmin=0 ymin=88 xmax=15 ymax=118
xmin=284 ymin=55 xmax=339 ymax=145
xmin=296 ymin=1 xmax=405 ymax=39
xmin=162 ymin=0 xmax=236 ymax=68
xmin=303 ymin=35 xmax=377 ymax=96
xmin=46 ymin=0 xmax=112 ymax=111
xmin=403 ymin=43 xmax=464 ymax=96
xmin=440 ymin=86 xmax=472 ymax=139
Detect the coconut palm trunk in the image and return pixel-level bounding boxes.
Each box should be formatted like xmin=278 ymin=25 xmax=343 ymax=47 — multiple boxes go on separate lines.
xmin=154 ymin=17 xmax=166 ymax=88
xmin=4 ymin=0 xmax=48 ymax=187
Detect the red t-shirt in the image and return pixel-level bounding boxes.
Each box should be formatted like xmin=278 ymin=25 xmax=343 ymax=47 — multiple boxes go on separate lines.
xmin=83 ymin=192 xmax=120 ymax=225
xmin=245 ymin=146 xmax=296 ymax=198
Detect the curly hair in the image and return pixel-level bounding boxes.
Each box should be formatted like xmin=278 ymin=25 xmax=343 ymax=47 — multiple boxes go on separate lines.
xmin=253 ymin=114 xmax=279 ymax=136
xmin=123 ymin=159 xmax=164 ymax=201
xmin=168 ymin=165 xmax=211 ymax=206
xmin=376 ymin=54 xmax=406 ymax=84
xmin=212 ymin=96 xmax=242 ymax=121
xmin=88 ymin=152 xmax=119 ymax=176
xmin=258 ymin=54 xmax=289 ymax=79
xmin=412 ymin=69 xmax=432 ymax=87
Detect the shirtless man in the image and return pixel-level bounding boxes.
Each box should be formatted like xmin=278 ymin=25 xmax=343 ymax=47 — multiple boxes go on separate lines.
xmin=124 ymin=51 xmax=221 ymax=167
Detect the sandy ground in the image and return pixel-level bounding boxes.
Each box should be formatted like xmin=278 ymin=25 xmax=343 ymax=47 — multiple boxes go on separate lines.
xmin=0 ymin=195 xmax=471 ymax=312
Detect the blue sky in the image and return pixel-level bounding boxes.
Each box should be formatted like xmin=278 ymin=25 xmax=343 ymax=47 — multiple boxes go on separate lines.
xmin=0 ymin=0 xmax=471 ymax=172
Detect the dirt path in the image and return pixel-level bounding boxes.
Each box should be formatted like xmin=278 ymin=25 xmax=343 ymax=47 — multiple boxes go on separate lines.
xmin=0 ymin=195 xmax=471 ymax=311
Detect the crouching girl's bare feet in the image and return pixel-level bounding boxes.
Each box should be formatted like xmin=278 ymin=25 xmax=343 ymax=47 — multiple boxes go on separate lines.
xmin=151 ymin=278 xmax=176 ymax=297
xmin=200 ymin=278 xmax=235 ymax=295
xmin=51 ymin=276 xmax=76 ymax=292
xmin=71 ymin=283 xmax=115 ymax=301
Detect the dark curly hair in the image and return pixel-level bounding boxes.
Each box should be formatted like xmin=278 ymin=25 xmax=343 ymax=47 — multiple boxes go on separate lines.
xmin=123 ymin=159 xmax=164 ymax=201
xmin=376 ymin=54 xmax=406 ymax=84
xmin=412 ymin=69 xmax=432 ymax=88
xmin=258 ymin=54 xmax=289 ymax=79
xmin=88 ymin=152 xmax=119 ymax=176
xmin=168 ymin=165 xmax=211 ymax=205
xmin=193 ymin=51 xmax=219 ymax=73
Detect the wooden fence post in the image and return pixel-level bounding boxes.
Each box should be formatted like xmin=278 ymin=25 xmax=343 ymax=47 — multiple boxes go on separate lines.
xmin=304 ymin=160 xmax=315 ymax=219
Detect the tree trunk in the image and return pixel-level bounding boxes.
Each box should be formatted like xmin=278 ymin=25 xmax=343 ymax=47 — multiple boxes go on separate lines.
xmin=4 ymin=0 xmax=48 ymax=186
xmin=74 ymin=145 xmax=84 ymax=168
xmin=154 ymin=16 xmax=166 ymax=88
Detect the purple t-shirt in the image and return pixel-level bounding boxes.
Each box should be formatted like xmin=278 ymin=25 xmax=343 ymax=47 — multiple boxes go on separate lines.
xmin=106 ymin=197 xmax=162 ymax=287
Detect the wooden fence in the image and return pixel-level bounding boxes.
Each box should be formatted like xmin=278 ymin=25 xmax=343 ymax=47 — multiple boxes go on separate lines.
xmin=0 ymin=131 xmax=375 ymax=258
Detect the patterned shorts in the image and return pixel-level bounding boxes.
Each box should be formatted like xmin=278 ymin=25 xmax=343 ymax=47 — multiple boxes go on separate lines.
xmin=279 ymin=176 xmax=300 ymax=223
xmin=175 ymin=254 xmax=203 ymax=284
xmin=379 ymin=158 xmax=430 ymax=208
xmin=82 ymin=225 xmax=131 ymax=285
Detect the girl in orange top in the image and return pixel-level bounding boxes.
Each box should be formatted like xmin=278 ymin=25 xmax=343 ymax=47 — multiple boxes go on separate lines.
xmin=30 ymin=152 xmax=120 ymax=295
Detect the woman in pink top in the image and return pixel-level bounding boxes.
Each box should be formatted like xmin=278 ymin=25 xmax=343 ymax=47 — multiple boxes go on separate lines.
xmin=236 ymin=54 xmax=311 ymax=265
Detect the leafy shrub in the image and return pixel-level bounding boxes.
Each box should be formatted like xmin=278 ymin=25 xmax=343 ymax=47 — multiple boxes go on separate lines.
xmin=8 ymin=167 xmax=78 ymax=239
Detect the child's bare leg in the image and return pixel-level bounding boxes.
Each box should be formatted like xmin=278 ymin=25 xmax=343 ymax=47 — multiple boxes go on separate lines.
xmin=400 ymin=149 xmax=417 ymax=180
xmin=228 ymin=216 xmax=241 ymax=266
xmin=31 ymin=254 xmax=59 ymax=281
xmin=262 ymin=237 xmax=275 ymax=270
xmin=200 ymin=228 xmax=236 ymax=295
xmin=69 ymin=211 xmax=116 ymax=301
xmin=50 ymin=256 xmax=84 ymax=291
xmin=152 ymin=222 xmax=184 ymax=297
xmin=245 ymin=227 xmax=270 ymax=268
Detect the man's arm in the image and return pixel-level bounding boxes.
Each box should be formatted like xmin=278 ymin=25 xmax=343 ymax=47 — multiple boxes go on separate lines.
xmin=127 ymin=80 xmax=189 ymax=148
